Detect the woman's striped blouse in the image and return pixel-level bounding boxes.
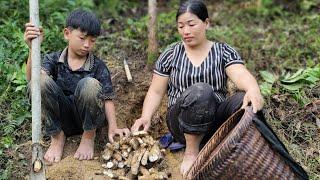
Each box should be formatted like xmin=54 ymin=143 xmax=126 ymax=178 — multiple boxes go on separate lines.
xmin=154 ymin=41 xmax=244 ymax=107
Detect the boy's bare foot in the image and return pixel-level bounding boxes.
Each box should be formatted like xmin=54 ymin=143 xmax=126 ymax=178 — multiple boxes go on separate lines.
xmin=180 ymin=151 xmax=198 ymax=177
xmin=44 ymin=131 xmax=66 ymax=163
xmin=74 ymin=129 xmax=95 ymax=160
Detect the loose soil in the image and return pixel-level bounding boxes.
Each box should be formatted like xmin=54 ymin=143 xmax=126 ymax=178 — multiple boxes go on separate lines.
xmin=44 ymin=53 xmax=184 ymax=180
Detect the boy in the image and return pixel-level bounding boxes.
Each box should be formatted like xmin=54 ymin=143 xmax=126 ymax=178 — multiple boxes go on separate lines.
xmin=24 ymin=9 xmax=130 ymax=163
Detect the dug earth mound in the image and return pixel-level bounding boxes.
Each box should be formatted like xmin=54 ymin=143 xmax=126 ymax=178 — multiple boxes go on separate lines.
xmin=46 ymin=54 xmax=183 ymax=179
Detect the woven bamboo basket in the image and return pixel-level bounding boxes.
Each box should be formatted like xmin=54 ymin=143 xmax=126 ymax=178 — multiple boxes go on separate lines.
xmin=186 ymin=107 xmax=300 ymax=180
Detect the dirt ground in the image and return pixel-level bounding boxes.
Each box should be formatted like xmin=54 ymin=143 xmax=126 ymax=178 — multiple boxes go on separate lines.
xmin=41 ymin=54 xmax=184 ymax=180
xmin=45 ymin=136 xmax=183 ymax=180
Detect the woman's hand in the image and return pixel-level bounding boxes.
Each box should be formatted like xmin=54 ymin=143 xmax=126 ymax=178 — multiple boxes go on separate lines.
xmin=226 ymin=64 xmax=264 ymax=113
xmin=131 ymin=117 xmax=151 ymax=133
xmin=24 ymin=22 xmax=43 ymax=48
xmin=130 ymin=74 xmax=168 ymax=133
xmin=108 ymin=127 xmax=130 ymax=143
xmin=241 ymin=89 xmax=264 ymax=113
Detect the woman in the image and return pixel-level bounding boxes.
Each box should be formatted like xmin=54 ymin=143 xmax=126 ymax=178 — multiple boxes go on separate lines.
xmin=131 ymin=0 xmax=264 ymax=177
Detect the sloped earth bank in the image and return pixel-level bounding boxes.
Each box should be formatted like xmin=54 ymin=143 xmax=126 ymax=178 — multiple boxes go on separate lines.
xmin=44 ymin=53 xmax=184 ymax=179
xmin=44 ymin=52 xmax=320 ymax=179
xmin=11 ymin=1 xmax=320 ymax=179
xmin=13 ymin=30 xmax=319 ymax=180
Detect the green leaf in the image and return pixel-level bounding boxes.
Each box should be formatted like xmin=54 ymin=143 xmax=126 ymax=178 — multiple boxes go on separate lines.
xmin=16 ymin=113 xmax=31 ymax=125
xmin=15 ymin=85 xmax=26 ymax=92
xmin=305 ymin=76 xmax=319 ymax=84
xmin=9 ymin=72 xmax=17 ymax=81
xmin=281 ymin=69 xmax=305 ymax=83
xmin=260 ymin=82 xmax=273 ymax=96
xmin=281 ymin=83 xmax=304 ymax=91
xmin=293 ymin=90 xmax=310 ymax=106
xmin=0 ymin=136 xmax=13 ymax=149
xmin=300 ymin=0 xmax=316 ymax=11
xmin=305 ymin=65 xmax=320 ymax=78
xmin=259 ymin=70 xmax=278 ymax=84
xmin=281 ymin=65 xmax=320 ymax=86
xmin=13 ymin=79 xmax=22 ymax=84
xmin=127 ymin=18 xmax=134 ymax=25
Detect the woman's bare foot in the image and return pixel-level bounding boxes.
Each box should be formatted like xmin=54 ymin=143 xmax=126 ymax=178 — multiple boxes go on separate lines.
xmin=180 ymin=151 xmax=198 ymax=177
xmin=44 ymin=131 xmax=66 ymax=163
xmin=74 ymin=129 xmax=96 ymax=160
xmin=180 ymin=133 xmax=204 ymax=178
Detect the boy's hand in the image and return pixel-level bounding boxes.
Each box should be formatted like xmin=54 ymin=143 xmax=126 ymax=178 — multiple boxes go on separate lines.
xmin=108 ymin=127 xmax=130 ymax=143
xmin=24 ymin=22 xmax=43 ymax=48
xmin=131 ymin=117 xmax=151 ymax=133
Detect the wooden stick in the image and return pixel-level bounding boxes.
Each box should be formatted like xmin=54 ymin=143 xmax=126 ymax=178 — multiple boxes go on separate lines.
xmin=29 ymin=0 xmax=45 ymax=179
xmin=123 ymin=59 xmax=133 ymax=82
xmin=147 ymin=0 xmax=158 ymax=64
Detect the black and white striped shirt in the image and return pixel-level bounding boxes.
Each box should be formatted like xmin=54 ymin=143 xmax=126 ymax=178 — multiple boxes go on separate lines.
xmin=154 ymin=41 xmax=244 ymax=107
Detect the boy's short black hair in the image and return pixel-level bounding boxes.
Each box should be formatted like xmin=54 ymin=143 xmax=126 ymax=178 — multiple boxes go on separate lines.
xmin=66 ymin=9 xmax=101 ymax=37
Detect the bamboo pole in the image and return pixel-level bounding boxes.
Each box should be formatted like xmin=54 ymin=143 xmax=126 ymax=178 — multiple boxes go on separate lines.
xmin=29 ymin=0 xmax=45 ymax=179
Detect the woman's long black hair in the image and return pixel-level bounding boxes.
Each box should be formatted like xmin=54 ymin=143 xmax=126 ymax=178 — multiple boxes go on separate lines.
xmin=176 ymin=0 xmax=209 ymax=22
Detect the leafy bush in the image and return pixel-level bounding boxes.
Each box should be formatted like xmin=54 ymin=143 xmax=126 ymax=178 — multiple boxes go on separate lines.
xmin=260 ymin=64 xmax=320 ymax=105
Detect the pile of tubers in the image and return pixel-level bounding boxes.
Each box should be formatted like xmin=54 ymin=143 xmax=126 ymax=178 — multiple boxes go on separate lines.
xmin=100 ymin=131 xmax=170 ymax=179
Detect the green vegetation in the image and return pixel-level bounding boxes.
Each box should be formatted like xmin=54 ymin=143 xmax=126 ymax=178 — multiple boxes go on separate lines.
xmin=260 ymin=65 xmax=320 ymax=105
xmin=0 ymin=0 xmax=319 ymax=179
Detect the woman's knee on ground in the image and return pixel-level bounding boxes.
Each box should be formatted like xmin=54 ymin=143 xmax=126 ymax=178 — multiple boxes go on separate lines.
xmin=180 ymin=82 xmax=217 ymax=108
xmin=178 ymin=83 xmax=219 ymax=134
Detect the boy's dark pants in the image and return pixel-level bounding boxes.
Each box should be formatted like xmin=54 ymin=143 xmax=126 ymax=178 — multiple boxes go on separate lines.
xmin=30 ymin=74 xmax=106 ymax=137
xmin=166 ymin=82 xmax=245 ymax=145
